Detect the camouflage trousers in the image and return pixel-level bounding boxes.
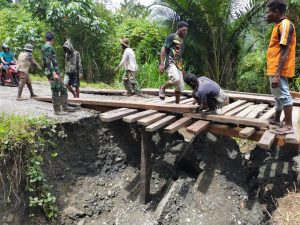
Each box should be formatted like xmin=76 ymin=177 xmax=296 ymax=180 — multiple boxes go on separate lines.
xmin=49 ymin=79 xmax=68 ymax=112
xmin=122 ymin=70 xmax=140 ymax=95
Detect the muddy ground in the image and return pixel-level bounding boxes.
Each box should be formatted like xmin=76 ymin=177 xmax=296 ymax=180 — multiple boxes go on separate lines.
xmin=0 ymin=83 xmax=299 ymax=225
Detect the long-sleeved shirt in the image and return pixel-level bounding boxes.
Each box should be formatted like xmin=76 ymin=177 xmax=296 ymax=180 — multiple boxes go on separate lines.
xmin=194 ymin=76 xmax=220 ymax=104
xmin=118 ymin=48 xmax=138 ymax=72
xmin=41 ymin=43 xmax=59 ymax=79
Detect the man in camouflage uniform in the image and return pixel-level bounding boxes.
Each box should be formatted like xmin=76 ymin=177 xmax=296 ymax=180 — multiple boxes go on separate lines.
xmin=16 ymin=43 xmax=42 ymax=100
xmin=63 ymin=39 xmax=83 ymax=98
xmin=42 ymin=32 xmax=71 ymax=115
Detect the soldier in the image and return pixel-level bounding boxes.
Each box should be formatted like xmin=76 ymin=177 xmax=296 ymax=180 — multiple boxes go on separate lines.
xmin=63 ymin=39 xmax=83 ymax=98
xmin=16 ymin=43 xmax=42 ymax=100
xmin=42 ymin=32 xmax=72 ymax=115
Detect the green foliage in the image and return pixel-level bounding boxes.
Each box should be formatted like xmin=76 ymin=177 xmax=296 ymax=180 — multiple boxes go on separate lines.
xmin=24 ymin=0 xmax=116 ymax=82
xmin=155 ymin=0 xmax=268 ymax=87
xmin=0 ymin=114 xmax=64 ymax=220
xmin=0 ymin=5 xmax=48 ymax=61
xmin=112 ymin=17 xmax=168 ymax=88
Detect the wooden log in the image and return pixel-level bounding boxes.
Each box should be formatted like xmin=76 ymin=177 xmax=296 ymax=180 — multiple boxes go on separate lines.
xmin=186 ymin=120 xmax=210 ymax=134
xmin=100 ymin=109 xmax=138 ymax=122
xmin=235 ymin=104 xmax=256 ymax=117
xmin=245 ymin=104 xmax=269 ymax=119
xmin=123 ymin=110 xmax=157 ymax=123
xmin=224 ymin=102 xmax=254 ymax=116
xmin=138 ymin=113 xmax=166 ymax=126
xmin=259 ymin=106 xmax=276 ymax=120
xmin=140 ymin=127 xmax=152 ymax=204
xmin=164 ymin=117 xmax=193 ymax=134
xmin=34 ymin=96 xmax=198 ymax=113
xmin=257 ymin=130 xmax=276 ymax=150
xmin=219 ymin=100 xmax=247 ymax=114
xmin=184 ymin=113 xmax=269 ymax=128
xmin=146 ymin=115 xmax=176 ymax=132
xmin=239 ymin=127 xmax=256 ymax=138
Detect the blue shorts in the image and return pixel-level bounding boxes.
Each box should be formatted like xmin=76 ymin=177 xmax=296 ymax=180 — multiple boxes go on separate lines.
xmin=269 ymin=76 xmax=293 ymax=111
xmin=64 ymin=72 xmax=79 ymax=87
xmin=2 ymin=64 xmax=9 ymax=71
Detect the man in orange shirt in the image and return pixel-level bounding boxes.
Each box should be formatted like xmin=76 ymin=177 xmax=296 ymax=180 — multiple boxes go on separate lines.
xmin=266 ymin=0 xmax=296 ymax=134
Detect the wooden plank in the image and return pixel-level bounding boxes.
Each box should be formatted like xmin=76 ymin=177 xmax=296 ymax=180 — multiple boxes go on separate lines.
xmin=100 ymin=109 xmax=138 ymax=122
xmin=235 ymin=105 xmax=256 ymax=118
xmin=285 ymin=106 xmax=300 ymax=145
xmin=34 ymin=96 xmax=198 ymax=113
xmin=245 ymin=104 xmax=269 ymax=119
xmin=100 ymin=108 xmax=128 ymax=116
xmin=239 ymin=127 xmax=256 ymax=138
xmin=290 ymin=91 xmax=300 ymax=99
xmin=80 ymin=89 xmax=126 ymax=95
xmin=257 ymin=130 xmax=276 ymax=150
xmin=180 ymin=98 xmax=195 ymax=104
xmin=184 ymin=113 xmax=269 ymax=128
xmin=224 ymin=102 xmax=254 ymax=116
xmin=164 ymin=117 xmax=193 ymax=134
xmin=219 ymin=100 xmax=247 ymax=114
xmin=139 ymin=89 xmax=300 ymax=106
xmin=186 ymin=120 xmax=210 ymax=134
xmin=123 ymin=110 xmax=157 ymax=123
xmin=207 ymin=124 xmax=286 ymax=147
xmin=138 ymin=113 xmax=166 ymax=126
xmin=140 ymin=127 xmax=152 ymax=204
xmin=146 ymin=115 xmax=176 ymax=132
xmin=259 ymin=106 xmax=276 ymax=120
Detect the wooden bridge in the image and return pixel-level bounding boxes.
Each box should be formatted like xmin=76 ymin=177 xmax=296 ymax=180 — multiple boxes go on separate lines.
xmin=34 ymin=89 xmax=300 ymax=203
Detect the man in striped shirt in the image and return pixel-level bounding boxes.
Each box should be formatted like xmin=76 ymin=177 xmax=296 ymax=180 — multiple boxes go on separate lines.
xmin=266 ymin=0 xmax=296 ymax=134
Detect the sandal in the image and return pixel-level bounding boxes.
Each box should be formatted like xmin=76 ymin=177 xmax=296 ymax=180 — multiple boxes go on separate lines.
xmin=270 ymin=127 xmax=294 ymax=135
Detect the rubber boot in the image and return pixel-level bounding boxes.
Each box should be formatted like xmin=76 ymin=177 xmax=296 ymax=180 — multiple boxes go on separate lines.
xmin=27 ymin=84 xmax=37 ymax=98
xmin=16 ymin=84 xmax=24 ymax=101
xmin=61 ymin=95 xmax=75 ymax=112
xmin=53 ymin=95 xmax=67 ymax=115
xmin=175 ymin=91 xmax=181 ymax=104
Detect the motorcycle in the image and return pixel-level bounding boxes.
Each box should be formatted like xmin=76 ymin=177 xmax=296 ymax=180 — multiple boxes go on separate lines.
xmin=0 ymin=61 xmax=19 ymax=86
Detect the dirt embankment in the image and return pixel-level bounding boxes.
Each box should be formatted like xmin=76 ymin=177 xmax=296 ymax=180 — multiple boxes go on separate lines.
xmin=0 ymin=84 xmax=299 ymax=225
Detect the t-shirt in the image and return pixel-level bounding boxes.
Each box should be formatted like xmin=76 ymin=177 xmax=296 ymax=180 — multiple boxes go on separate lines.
xmin=17 ymin=51 xmax=33 ymax=73
xmin=164 ymin=33 xmax=184 ymax=70
xmin=194 ymin=76 xmax=220 ymax=103
xmin=0 ymin=51 xmax=14 ymax=64
xmin=267 ymin=18 xmax=296 ymax=77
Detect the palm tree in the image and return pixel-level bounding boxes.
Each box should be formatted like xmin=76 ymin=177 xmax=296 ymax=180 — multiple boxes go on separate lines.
xmin=152 ymin=0 xmax=269 ymax=87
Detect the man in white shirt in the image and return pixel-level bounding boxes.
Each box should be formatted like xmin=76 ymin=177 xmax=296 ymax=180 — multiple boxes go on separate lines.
xmin=116 ymin=38 xmax=141 ymax=95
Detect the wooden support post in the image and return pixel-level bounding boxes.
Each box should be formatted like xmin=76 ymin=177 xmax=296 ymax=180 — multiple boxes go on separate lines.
xmin=140 ymin=127 xmax=152 ymax=204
